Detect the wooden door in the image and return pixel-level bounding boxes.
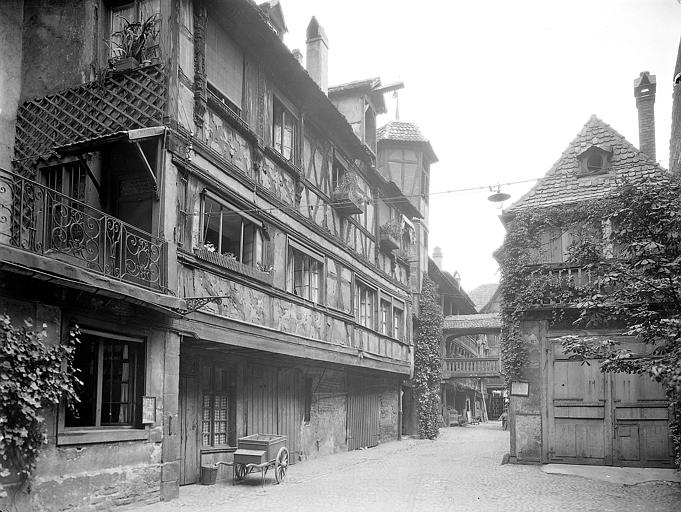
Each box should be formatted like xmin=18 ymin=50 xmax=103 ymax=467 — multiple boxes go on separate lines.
xmin=612 ymin=373 xmax=673 ymax=468
xmin=179 ymin=374 xmax=200 ymax=485
xmin=547 ymin=339 xmax=610 ymax=465
xmin=247 ymin=364 xmax=278 ymax=436
xmin=347 ymin=379 xmax=379 ymax=451
xmin=277 ymin=368 xmax=304 ymax=463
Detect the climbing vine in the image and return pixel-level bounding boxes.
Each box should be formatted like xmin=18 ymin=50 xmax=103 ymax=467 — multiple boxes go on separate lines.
xmin=0 ymin=316 xmax=81 ymax=482
xmin=413 ymin=274 xmax=443 ymax=440
xmin=497 ymin=174 xmax=681 ymax=469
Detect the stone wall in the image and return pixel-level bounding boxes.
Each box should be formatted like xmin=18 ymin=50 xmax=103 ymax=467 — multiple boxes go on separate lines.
xmin=378 ymin=379 xmax=400 ymax=442
xmin=508 ymin=319 xmax=546 ymax=463
xmin=0 ymin=288 xmax=176 ymax=511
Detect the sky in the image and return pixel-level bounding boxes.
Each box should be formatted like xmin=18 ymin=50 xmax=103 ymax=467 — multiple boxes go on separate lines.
xmin=279 ymin=0 xmax=681 ymax=293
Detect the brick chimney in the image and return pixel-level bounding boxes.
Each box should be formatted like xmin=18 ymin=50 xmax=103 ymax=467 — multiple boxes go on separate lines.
xmin=634 ymin=71 xmax=656 ymax=161
xmin=291 ymin=49 xmax=303 ymax=65
xmin=306 ymin=17 xmax=328 ymax=94
xmin=433 ymin=246 xmax=443 ymax=269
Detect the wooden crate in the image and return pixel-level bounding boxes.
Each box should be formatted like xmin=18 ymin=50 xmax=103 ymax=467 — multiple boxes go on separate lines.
xmin=236 ymin=434 xmax=287 ymax=463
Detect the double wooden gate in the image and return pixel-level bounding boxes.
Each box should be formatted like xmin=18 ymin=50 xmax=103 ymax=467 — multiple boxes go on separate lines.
xmin=546 ymin=335 xmax=673 ymax=467
xmin=347 ymin=378 xmax=380 ymax=451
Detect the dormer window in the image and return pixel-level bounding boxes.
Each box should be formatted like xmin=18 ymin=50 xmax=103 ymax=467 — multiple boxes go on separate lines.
xmin=577 ymin=144 xmax=612 ymax=175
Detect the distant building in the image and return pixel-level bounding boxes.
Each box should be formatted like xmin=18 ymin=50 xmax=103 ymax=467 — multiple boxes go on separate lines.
xmin=500 ymin=73 xmax=673 ymax=467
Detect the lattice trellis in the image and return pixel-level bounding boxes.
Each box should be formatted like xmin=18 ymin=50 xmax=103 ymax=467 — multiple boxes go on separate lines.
xmin=14 ymin=65 xmax=167 ymax=176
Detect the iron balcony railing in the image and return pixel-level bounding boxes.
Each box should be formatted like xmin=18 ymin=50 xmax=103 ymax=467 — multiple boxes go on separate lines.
xmin=442 ymin=357 xmax=501 ymax=378
xmin=0 ymin=169 xmax=167 ymax=292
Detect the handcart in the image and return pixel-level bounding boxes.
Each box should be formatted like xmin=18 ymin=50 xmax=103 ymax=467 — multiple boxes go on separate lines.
xmin=230 ymin=434 xmax=289 ymax=486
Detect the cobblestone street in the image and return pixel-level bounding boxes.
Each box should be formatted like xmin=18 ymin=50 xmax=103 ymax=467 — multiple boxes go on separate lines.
xmin=131 ymin=422 xmax=681 ymax=512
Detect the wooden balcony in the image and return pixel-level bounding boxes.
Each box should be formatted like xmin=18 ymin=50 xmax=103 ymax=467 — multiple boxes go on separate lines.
xmin=442 ymin=357 xmax=501 ymax=379
xmin=526 ymin=263 xmax=602 ymax=307
xmin=14 ymin=64 xmax=166 ymax=174
xmin=0 ymin=170 xmax=167 ymax=292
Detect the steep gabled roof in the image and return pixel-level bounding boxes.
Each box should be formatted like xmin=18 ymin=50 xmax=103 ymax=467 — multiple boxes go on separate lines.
xmin=505 ymin=115 xmax=665 ymax=213
xmin=328 ymin=77 xmax=387 ymax=114
xmin=377 ymin=121 xmax=438 ymax=163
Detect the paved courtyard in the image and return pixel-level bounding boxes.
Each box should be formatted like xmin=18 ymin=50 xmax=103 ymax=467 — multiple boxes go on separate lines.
xmin=131 ymin=422 xmax=681 ymax=512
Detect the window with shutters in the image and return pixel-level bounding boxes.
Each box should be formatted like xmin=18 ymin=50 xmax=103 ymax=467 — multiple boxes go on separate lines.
xmin=201 ymin=366 xmax=236 ymax=447
xmin=206 ymin=16 xmax=243 ymax=114
xmin=286 ymin=240 xmax=323 ymax=303
xmin=272 ymin=97 xmax=298 ymax=162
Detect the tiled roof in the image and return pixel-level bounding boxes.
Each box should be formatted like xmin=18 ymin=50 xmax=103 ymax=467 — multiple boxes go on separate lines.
xmin=328 ymin=77 xmax=381 ymax=95
xmin=378 ymin=121 xmax=438 ymax=162
xmin=505 ymin=115 xmax=665 ymax=213
xmin=377 ymin=121 xmax=428 ymax=143
xmin=443 ymin=313 xmax=501 ymax=331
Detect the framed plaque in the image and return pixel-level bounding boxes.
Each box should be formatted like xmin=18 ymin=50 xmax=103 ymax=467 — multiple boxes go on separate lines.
xmin=510 ymin=381 xmax=529 ymax=397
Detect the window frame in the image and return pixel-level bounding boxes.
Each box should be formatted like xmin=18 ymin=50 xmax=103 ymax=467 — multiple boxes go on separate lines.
xmin=199 ymin=190 xmax=264 ymax=266
xmin=58 ymin=328 xmax=148 ymax=445
xmin=272 ymin=96 xmax=299 ymax=163
xmin=200 ymin=365 xmax=237 ymax=448
xmin=286 ymin=238 xmax=324 ymax=304
xmin=354 ymin=278 xmax=377 ymax=330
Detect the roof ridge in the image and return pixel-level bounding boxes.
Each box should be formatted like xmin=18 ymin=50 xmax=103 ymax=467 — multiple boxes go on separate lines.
xmin=505 ymin=115 xmax=665 ymax=213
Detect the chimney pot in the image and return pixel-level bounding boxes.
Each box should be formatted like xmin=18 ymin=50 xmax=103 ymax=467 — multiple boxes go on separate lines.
xmin=433 ymin=246 xmax=443 ymax=269
xmin=634 ymin=71 xmax=657 ymax=161
xmin=305 ymin=16 xmax=329 ymax=94
xmin=292 ymin=48 xmax=303 ymax=65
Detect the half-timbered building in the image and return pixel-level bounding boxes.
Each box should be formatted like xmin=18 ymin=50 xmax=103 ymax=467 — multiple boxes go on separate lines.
xmin=0 ymin=0 xmax=436 ymax=508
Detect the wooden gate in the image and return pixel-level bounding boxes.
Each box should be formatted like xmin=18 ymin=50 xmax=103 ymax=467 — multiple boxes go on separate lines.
xmin=546 ymin=335 xmax=672 ymax=467
xmin=246 ymin=365 xmax=304 ymax=463
xmin=179 ymin=374 xmax=199 ymax=484
xmin=347 ymin=379 xmax=380 ymax=451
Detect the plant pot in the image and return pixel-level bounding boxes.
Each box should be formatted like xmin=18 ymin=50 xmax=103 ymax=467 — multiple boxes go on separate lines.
xmin=109 ymin=56 xmax=140 ymax=72
xmin=200 ymin=465 xmax=218 ymax=485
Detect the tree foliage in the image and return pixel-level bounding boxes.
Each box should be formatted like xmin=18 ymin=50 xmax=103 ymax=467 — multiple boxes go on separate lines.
xmin=0 ymin=316 xmax=80 ymax=482
xmin=413 ymin=274 xmax=443 ymax=440
xmin=498 ymin=173 xmax=681 ymax=468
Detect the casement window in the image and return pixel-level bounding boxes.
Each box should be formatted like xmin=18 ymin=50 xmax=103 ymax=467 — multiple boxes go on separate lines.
xmin=380 ymin=299 xmax=391 ymax=335
xmin=393 ymin=300 xmax=404 ymax=341
xmin=286 ymin=240 xmax=323 ymax=303
xmin=108 ymin=0 xmax=160 ymax=60
xmin=201 ymin=193 xmax=264 ymax=266
xmin=325 ymin=258 xmax=353 ymax=314
xmin=201 ymin=366 xmax=236 ymax=447
xmin=421 ymin=163 xmax=430 ymax=203
xmin=176 ymin=171 xmax=189 ymax=248
xmin=65 ymin=330 xmax=145 ymax=428
xmin=331 ymin=159 xmax=345 ymax=191
xmin=206 ymin=16 xmax=244 ymax=114
xmin=354 ymin=280 xmax=376 ymax=329
xmin=272 ymin=97 xmax=298 ymax=162
xmin=386 ymin=148 xmax=418 ymax=193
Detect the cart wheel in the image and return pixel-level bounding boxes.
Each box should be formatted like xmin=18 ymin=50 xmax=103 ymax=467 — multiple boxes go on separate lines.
xmin=275 ymin=447 xmax=289 ymax=484
xmin=234 ymin=463 xmax=248 ymax=481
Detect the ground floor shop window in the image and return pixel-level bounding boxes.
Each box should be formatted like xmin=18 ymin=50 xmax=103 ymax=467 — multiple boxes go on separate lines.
xmin=201 ymin=365 xmax=236 ymax=447
xmin=65 ymin=330 xmax=145 ymax=428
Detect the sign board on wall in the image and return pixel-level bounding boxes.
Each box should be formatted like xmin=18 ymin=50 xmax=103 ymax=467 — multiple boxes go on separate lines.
xmin=510 ymin=381 xmax=529 ymax=397
xmin=142 ymin=396 xmax=156 ymax=424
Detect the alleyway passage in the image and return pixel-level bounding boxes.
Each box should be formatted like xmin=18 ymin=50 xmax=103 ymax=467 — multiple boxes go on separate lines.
xmin=131 ymin=423 xmax=681 ymax=512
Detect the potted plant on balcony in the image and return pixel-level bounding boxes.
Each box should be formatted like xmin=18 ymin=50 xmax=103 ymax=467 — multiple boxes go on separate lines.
xmin=107 ymin=13 xmax=159 ymax=72
xmin=331 ymin=172 xmax=364 ymax=216
xmin=379 ymin=219 xmax=403 ymax=251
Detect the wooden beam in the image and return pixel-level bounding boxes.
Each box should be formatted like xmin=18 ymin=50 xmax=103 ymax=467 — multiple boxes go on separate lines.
xmin=132 ymin=141 xmax=158 ymax=198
